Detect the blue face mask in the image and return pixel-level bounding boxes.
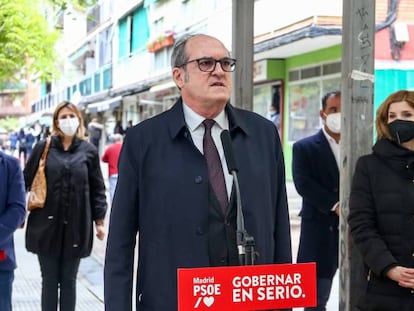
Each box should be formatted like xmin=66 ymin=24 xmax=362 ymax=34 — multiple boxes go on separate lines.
xmin=388 ymin=119 xmax=414 ymax=144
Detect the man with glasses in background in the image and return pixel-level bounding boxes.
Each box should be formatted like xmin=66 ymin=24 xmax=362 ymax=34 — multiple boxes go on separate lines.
xmin=104 ymin=34 xmax=292 ymax=311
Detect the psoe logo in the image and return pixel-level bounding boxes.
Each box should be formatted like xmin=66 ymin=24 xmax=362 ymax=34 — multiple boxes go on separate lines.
xmin=192 ymin=277 xmax=221 ymax=308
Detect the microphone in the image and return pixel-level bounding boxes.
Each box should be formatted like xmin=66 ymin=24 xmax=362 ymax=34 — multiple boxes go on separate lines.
xmin=220 ymin=130 xmax=256 ymax=265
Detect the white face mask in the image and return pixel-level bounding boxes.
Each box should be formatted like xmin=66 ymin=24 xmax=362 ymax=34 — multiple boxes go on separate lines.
xmin=324 ymin=112 xmax=341 ymax=134
xmin=58 ymin=118 xmax=79 ymax=137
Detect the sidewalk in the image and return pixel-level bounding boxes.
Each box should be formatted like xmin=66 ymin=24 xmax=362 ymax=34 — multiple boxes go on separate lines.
xmin=12 ymin=228 xmax=105 ymax=310
xmin=288 ymin=181 xmax=339 ymax=311
xmin=12 ymin=178 xmax=338 ymax=310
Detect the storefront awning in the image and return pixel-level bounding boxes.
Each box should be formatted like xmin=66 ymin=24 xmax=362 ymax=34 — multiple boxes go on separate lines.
xmin=87 ymin=96 xmax=122 ymax=113
xmin=149 ymin=81 xmax=176 ymax=93
xmin=25 ymin=111 xmax=53 ymax=127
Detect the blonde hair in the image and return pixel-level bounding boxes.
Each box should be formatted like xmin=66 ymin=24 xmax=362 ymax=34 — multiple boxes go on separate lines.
xmin=52 ymin=101 xmax=86 ymax=139
xmin=376 ymin=90 xmax=414 ymax=141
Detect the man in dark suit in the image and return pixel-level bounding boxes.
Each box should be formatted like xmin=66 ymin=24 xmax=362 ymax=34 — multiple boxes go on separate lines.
xmin=292 ymin=91 xmax=341 ymax=311
xmin=104 ymin=34 xmax=292 ymax=311
xmin=0 ymin=151 xmax=26 ymax=311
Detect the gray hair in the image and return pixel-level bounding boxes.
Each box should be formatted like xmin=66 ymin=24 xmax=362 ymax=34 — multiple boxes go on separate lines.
xmin=112 ymin=133 xmax=123 ymax=143
xmin=170 ymin=34 xmax=200 ymax=69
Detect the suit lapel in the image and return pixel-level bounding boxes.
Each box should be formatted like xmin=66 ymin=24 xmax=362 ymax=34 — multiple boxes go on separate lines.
xmin=315 ymin=130 xmax=340 ymax=185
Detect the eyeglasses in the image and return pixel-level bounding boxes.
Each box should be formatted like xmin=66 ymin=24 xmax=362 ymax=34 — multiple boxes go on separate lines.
xmin=178 ymin=57 xmax=237 ymax=72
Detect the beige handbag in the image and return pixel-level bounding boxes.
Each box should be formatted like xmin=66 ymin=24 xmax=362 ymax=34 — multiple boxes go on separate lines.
xmin=27 ymin=138 xmax=51 ymax=211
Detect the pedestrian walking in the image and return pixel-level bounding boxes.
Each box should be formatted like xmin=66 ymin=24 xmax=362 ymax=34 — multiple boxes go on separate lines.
xmin=101 ymin=133 xmax=123 ymax=202
xmin=17 ymin=129 xmax=27 ymax=164
xmin=23 ymin=101 xmax=107 ymax=311
xmin=87 ymin=118 xmax=103 ymax=151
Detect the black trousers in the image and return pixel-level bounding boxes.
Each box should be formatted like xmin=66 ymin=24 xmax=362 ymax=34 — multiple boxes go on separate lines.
xmin=38 ymin=255 xmax=81 ymax=311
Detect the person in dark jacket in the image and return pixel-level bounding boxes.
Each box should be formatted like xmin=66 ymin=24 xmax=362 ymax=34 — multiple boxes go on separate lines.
xmin=349 ymin=90 xmax=414 ymax=311
xmin=292 ymin=91 xmax=341 ymax=311
xmin=23 ymin=101 xmax=107 ymax=311
xmin=17 ymin=128 xmax=27 ymax=164
xmin=113 ymin=120 xmax=125 ymax=136
xmin=104 ymin=34 xmax=292 ymax=311
xmin=0 ymin=151 xmax=26 ymax=311
xmin=87 ymin=118 xmax=103 ymax=151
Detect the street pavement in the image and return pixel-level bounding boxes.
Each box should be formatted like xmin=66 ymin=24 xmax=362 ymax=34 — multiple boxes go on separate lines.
xmin=12 ymin=173 xmax=339 ymax=310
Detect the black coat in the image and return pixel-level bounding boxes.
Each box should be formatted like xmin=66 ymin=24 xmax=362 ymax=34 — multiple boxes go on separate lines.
xmin=349 ymin=138 xmax=414 ymax=310
xmin=24 ymin=135 xmax=107 ymax=258
xmin=104 ymin=100 xmax=292 ymax=311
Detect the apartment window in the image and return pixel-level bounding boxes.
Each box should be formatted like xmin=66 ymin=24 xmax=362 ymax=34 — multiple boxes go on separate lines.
xmin=154 ymin=46 xmax=172 ymax=72
xmin=87 ymin=5 xmax=100 ymax=33
xmin=118 ymin=17 xmax=130 ymax=58
xmin=118 ymin=5 xmax=149 ymax=59
xmin=131 ymin=7 xmax=149 ymax=52
xmin=99 ymin=26 xmax=113 ymax=66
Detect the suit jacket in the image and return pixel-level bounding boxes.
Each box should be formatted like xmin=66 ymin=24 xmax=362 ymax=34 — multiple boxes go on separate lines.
xmin=0 ymin=151 xmax=26 ymax=271
xmin=292 ymin=129 xmax=339 ymax=278
xmin=104 ymin=99 xmax=292 ymax=311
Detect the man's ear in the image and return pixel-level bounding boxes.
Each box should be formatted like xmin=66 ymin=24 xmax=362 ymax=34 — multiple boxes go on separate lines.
xmin=172 ymin=67 xmax=184 ymax=89
xmin=319 ymin=109 xmax=325 ymax=120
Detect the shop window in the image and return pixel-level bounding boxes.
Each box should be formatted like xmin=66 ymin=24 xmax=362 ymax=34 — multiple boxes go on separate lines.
xmin=253 ymin=82 xmax=282 ymax=137
xmin=323 ymin=62 xmax=341 ymax=76
xmin=301 ymin=66 xmax=321 ymax=79
xmin=289 ymin=70 xmax=300 ymax=82
xmin=288 ymin=77 xmax=341 ymax=142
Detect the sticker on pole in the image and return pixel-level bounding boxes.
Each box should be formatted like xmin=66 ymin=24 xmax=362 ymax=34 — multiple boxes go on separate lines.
xmin=177 ymin=262 xmax=316 ymax=310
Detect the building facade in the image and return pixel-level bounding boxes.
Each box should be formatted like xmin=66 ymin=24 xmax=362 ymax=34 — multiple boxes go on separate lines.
xmin=28 ymin=0 xmax=414 ymax=177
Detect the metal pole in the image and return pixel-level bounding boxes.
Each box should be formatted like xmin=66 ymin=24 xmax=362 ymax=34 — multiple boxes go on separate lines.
xmin=231 ymin=0 xmax=254 ymax=110
xmin=339 ymin=0 xmax=375 ymax=310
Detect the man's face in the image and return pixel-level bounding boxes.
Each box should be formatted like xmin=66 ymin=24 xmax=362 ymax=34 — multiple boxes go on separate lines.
xmin=173 ymin=35 xmax=232 ymax=117
xmin=323 ymin=95 xmax=341 ymax=116
xmin=320 ymin=95 xmax=341 ymax=136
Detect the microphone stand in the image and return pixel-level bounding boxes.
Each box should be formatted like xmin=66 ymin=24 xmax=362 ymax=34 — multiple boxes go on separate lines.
xmin=220 ymin=129 xmax=257 ymax=266
xmin=232 ymin=171 xmax=256 ymax=266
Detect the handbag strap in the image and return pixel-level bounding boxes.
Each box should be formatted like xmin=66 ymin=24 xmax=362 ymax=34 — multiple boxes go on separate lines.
xmin=40 ymin=137 xmax=51 ymax=162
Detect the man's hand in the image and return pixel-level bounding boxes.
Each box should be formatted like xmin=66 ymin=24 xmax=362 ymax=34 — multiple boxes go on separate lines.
xmin=95 ymin=222 xmax=106 ymax=240
xmin=333 ymin=202 xmax=340 ymax=216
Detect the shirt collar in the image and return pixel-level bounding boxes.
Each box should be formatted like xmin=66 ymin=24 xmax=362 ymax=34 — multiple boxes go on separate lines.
xmin=322 ymin=126 xmax=339 ymax=145
xmin=182 ymin=101 xmax=228 ymax=131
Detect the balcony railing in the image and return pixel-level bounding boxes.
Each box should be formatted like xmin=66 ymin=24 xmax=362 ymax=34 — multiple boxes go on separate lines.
xmin=31 ymin=64 xmax=112 ymax=113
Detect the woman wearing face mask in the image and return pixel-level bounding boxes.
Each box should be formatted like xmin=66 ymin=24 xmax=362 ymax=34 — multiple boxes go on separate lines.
xmin=348 ymin=90 xmax=414 ymax=311
xmin=23 ymin=101 xmax=107 ymax=311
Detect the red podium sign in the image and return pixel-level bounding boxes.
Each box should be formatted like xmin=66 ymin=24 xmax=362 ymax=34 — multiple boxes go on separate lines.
xmin=177 ymin=263 xmax=316 ymax=310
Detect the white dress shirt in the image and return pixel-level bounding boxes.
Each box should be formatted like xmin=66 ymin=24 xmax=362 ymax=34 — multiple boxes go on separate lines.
xmin=322 ymin=127 xmax=340 ymax=211
xmin=322 ymin=127 xmax=340 ymax=168
xmin=182 ymin=102 xmax=233 ymax=199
